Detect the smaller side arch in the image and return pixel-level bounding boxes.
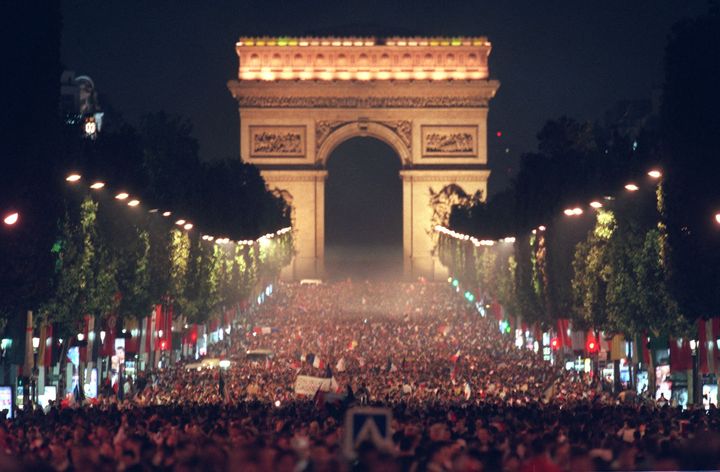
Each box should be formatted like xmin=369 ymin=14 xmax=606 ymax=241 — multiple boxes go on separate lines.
xmin=316 ymin=122 xmax=411 ymax=167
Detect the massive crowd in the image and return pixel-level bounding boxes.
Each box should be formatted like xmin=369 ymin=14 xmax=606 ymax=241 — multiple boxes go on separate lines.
xmin=2 ymin=281 xmax=720 ymax=471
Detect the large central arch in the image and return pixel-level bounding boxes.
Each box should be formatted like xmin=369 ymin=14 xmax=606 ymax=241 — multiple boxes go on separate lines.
xmin=228 ymin=36 xmax=499 ymax=280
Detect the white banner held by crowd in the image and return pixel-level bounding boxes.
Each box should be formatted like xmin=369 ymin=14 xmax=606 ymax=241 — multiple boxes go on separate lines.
xmin=294 ymin=375 xmax=338 ymax=396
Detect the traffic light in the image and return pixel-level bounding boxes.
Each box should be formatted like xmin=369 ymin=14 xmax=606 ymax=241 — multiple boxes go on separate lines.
xmin=586 ymin=340 xmax=598 ymax=353
xmin=550 ymin=338 xmax=560 ymax=350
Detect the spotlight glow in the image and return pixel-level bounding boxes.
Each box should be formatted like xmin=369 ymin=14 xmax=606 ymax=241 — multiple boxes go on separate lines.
xmin=90 ymin=182 xmax=105 ymax=189
xmin=183 ymin=223 xmax=193 ymax=230
xmin=162 ymin=211 xmax=171 ymax=217
xmin=590 ymin=201 xmax=603 ymax=209
xmin=175 ymin=219 xmax=186 ymax=226
xmin=65 ymin=174 xmax=81 ymax=182
xmin=3 ymin=213 xmax=19 ymax=225
xmin=115 ymin=192 xmax=129 ymax=200
xmin=647 ymin=169 xmax=662 ymax=179
xmin=127 ymin=199 xmax=140 ymax=207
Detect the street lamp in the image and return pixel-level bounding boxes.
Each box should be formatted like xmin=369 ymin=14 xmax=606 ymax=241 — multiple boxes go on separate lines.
xmin=590 ymin=201 xmax=603 ymax=209
xmin=647 ymin=169 xmax=662 ymax=179
xmin=115 ymin=192 xmax=129 ymax=201
xmin=162 ymin=211 xmax=171 ymax=217
xmin=127 ymin=199 xmax=140 ymax=207
xmin=183 ymin=223 xmax=193 ymax=230
xmin=90 ymin=182 xmax=105 ymax=190
xmin=625 ymin=183 xmax=639 ymax=192
xmin=690 ymin=339 xmax=701 ymax=406
xmin=65 ymin=173 xmax=81 ymax=183
xmin=31 ymin=336 xmax=39 ymax=404
xmin=175 ymin=219 xmax=186 ymax=226
xmin=3 ymin=212 xmax=19 ymax=226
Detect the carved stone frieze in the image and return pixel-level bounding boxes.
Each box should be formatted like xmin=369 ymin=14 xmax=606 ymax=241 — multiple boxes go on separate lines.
xmin=315 ymin=119 xmax=413 ymax=153
xmin=250 ymin=126 xmax=306 ymax=157
xmin=315 ymin=121 xmax=353 ymax=151
xmin=238 ymin=96 xmax=489 ymax=109
xmin=378 ymin=120 xmax=412 ymax=149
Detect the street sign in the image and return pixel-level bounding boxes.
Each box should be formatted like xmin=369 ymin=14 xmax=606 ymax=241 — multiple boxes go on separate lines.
xmin=343 ymin=407 xmax=392 ymax=459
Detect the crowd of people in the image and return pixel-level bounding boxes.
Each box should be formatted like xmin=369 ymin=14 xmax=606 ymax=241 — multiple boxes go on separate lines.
xmin=2 ymin=281 xmax=720 ymax=471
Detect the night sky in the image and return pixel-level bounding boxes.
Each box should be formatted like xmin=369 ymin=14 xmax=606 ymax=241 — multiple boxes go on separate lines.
xmin=60 ymin=0 xmax=708 ymax=266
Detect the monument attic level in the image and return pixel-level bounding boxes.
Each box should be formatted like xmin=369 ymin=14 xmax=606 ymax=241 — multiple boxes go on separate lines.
xmin=228 ymin=37 xmax=499 ymax=279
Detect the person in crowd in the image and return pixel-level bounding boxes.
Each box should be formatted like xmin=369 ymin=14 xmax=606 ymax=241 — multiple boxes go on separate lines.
xmin=1 ymin=281 xmax=718 ymax=471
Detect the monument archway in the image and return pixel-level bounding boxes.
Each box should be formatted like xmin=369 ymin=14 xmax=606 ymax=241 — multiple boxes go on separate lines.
xmin=228 ymin=36 xmax=499 ymax=280
xmin=325 ymin=136 xmax=403 ymax=280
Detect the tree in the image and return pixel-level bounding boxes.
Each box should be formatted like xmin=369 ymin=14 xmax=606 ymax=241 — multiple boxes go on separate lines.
xmin=661 ymin=8 xmax=720 ymax=321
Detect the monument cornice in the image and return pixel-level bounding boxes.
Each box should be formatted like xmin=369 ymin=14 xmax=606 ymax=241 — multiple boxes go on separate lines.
xmin=399 ymin=168 xmax=491 ymax=182
xmin=229 ymin=94 xmax=494 ymax=109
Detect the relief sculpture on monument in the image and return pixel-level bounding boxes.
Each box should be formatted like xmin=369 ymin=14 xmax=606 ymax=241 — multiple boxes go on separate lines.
xmin=250 ymin=126 xmax=306 ymax=157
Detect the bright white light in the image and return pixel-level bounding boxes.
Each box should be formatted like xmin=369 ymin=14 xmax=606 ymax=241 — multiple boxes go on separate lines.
xmin=625 ymin=183 xmax=639 ymax=192
xmin=538 ymin=225 xmax=546 ymax=231
xmin=572 ymin=208 xmax=583 ymax=216
xmin=183 ymin=223 xmax=193 ymax=230
xmin=690 ymin=339 xmax=697 ymax=350
xmin=65 ymin=174 xmax=81 ymax=182
xmin=158 ymin=329 xmax=163 ymax=338
xmin=274 ymin=400 xmax=281 ymax=407
xmin=77 ymin=333 xmax=85 ymax=341
xmin=115 ymin=192 xmax=129 ymax=200
xmin=715 ymin=213 xmax=720 ymax=225
xmin=590 ymin=201 xmax=603 ymax=209
xmin=3 ymin=213 xmax=19 ymax=225
xmin=563 ymin=209 xmax=574 ymax=216
xmin=503 ymin=237 xmax=516 ymax=243
xmin=127 ymin=199 xmax=140 ymax=207
xmin=219 ymin=359 xmax=231 ymax=369
xmin=90 ymin=182 xmax=105 ymax=189
xmin=175 ymin=219 xmax=186 ymax=226
xmin=162 ymin=211 xmax=171 ymax=217
xmin=647 ymin=169 xmax=662 ymax=179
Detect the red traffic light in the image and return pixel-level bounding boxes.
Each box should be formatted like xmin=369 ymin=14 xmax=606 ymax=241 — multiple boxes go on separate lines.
xmin=586 ymin=340 xmax=597 ymax=353
xmin=550 ymin=338 xmax=559 ymax=350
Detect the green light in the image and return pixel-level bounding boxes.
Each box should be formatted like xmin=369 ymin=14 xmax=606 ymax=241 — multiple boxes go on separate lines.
xmin=452 ymin=279 xmax=459 ymax=287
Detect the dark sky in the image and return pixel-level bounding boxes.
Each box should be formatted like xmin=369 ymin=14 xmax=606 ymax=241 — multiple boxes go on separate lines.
xmin=62 ymin=0 xmax=707 ymax=196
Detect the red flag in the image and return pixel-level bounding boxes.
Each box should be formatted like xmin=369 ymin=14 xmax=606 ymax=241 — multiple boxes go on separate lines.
xmin=669 ymin=338 xmax=693 ymax=371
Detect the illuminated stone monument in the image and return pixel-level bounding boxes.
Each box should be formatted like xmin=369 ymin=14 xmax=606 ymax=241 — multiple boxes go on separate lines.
xmin=228 ymin=37 xmax=499 ymax=279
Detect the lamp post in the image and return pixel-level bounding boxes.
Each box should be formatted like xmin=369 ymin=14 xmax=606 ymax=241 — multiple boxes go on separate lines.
xmin=690 ymin=339 xmax=700 ymax=406
xmin=31 ymin=336 xmax=39 ymax=405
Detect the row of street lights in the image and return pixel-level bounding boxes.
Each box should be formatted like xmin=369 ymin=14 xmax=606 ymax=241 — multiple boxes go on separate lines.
xmin=65 ymin=172 xmax=292 ymax=247
xmin=437 ymin=167 xmax=666 ymax=245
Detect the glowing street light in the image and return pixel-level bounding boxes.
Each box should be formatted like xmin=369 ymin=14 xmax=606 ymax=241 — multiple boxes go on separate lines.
xmin=90 ymin=181 xmax=105 ymax=189
xmin=127 ymin=199 xmax=140 ymax=207
xmin=162 ymin=211 xmax=171 ymax=217
xmin=538 ymin=225 xmax=546 ymax=232
xmin=564 ymin=208 xmax=583 ymax=216
xmin=625 ymin=183 xmax=639 ymax=192
xmin=715 ymin=213 xmax=720 ymax=225
xmin=647 ymin=169 xmax=662 ymax=179
xmin=183 ymin=223 xmax=193 ymax=230
xmin=590 ymin=201 xmax=603 ymax=209
xmin=175 ymin=219 xmax=186 ymax=226
xmin=65 ymin=173 xmax=81 ymax=183
xmin=115 ymin=192 xmax=129 ymax=200
xmin=3 ymin=212 xmax=19 ymax=226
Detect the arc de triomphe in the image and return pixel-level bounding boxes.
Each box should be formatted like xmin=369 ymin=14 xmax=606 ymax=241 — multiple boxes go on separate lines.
xmin=228 ymin=37 xmax=499 ymax=280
